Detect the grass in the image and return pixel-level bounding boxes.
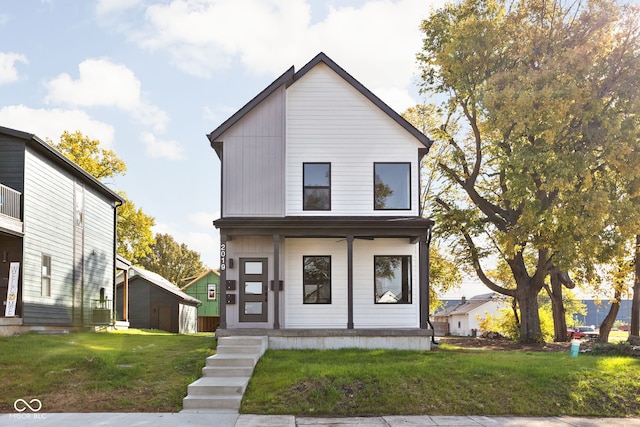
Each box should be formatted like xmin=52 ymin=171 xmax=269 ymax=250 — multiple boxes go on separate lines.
xmin=2 ymin=330 xmax=639 ymax=417
xmin=0 ymin=329 xmax=215 ymax=413
xmin=242 ymin=346 xmax=640 ymax=417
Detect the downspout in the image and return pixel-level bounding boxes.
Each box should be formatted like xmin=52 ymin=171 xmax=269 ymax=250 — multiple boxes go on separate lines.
xmin=425 ymin=225 xmax=436 ymax=343
xmin=112 ymin=199 xmax=123 ymax=325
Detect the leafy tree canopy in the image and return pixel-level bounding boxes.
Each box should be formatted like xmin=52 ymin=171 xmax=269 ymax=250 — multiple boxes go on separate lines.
xmin=138 ymin=233 xmax=207 ymax=286
xmin=417 ymin=0 xmax=640 ymax=342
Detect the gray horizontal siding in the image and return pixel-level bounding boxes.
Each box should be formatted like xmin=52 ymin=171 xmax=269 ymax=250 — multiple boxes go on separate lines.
xmin=21 ymin=147 xmax=116 ymax=326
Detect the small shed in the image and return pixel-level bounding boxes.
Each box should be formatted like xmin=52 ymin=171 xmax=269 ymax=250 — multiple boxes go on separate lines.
xmin=432 ymin=293 xmax=506 ymax=337
xmin=116 ymin=266 xmax=201 ymax=334
xmin=180 ymin=270 xmax=220 ymax=332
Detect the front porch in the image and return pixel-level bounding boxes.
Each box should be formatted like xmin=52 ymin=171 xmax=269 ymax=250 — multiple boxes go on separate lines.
xmin=216 ymin=328 xmax=434 ymax=350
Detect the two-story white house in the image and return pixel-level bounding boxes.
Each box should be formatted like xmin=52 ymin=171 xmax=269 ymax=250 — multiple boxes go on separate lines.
xmin=209 ymin=53 xmax=434 ymax=349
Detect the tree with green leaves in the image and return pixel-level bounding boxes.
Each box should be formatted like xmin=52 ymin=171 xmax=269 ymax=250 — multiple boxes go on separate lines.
xmin=138 ymin=233 xmax=206 ymax=286
xmin=54 ymin=131 xmax=126 ymax=181
xmin=51 ymin=131 xmax=155 ymax=264
xmin=418 ymin=0 xmax=640 ymax=343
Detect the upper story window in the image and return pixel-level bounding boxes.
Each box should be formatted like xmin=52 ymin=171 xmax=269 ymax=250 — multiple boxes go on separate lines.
xmin=374 ymin=163 xmax=410 ymax=210
xmin=303 ymin=256 xmax=331 ymax=304
xmin=374 ymin=255 xmax=411 ymax=304
xmin=303 ymin=163 xmax=331 ymax=211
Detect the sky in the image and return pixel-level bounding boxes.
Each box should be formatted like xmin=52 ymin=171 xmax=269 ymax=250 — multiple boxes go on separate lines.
xmin=0 ymin=0 xmax=452 ymax=268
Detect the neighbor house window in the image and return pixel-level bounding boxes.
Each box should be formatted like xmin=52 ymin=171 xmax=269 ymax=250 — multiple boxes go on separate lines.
xmin=374 ymin=163 xmax=410 ymax=210
xmin=374 ymin=255 xmax=411 ymax=304
xmin=41 ymin=254 xmax=51 ymax=297
xmin=303 ymin=256 xmax=331 ymax=304
xmin=303 ymin=163 xmax=331 ymax=210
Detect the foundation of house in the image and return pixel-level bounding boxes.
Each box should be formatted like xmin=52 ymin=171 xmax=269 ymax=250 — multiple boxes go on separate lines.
xmin=216 ymin=328 xmax=434 ymax=351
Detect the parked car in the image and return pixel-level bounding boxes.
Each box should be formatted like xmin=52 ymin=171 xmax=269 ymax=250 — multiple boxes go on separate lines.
xmin=567 ymin=326 xmax=599 ymax=339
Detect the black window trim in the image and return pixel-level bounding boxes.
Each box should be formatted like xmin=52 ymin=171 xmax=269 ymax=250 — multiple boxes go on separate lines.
xmin=373 ymin=255 xmax=412 ymax=304
xmin=303 ymin=162 xmax=332 ymax=211
xmin=303 ymin=255 xmax=332 ymax=304
xmin=373 ymin=162 xmax=411 ymax=211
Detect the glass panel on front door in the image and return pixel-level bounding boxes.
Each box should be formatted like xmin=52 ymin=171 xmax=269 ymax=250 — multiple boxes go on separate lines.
xmin=239 ymin=258 xmax=268 ymax=322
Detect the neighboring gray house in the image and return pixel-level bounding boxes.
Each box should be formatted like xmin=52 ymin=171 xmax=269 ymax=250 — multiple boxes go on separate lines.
xmin=116 ymin=266 xmax=201 ymax=334
xmin=209 ymin=53 xmax=435 ymax=349
xmin=0 ymin=126 xmax=124 ymax=335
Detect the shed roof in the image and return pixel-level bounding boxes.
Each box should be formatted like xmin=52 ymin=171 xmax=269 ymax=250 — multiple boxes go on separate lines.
xmin=207 ymin=52 xmax=433 ymax=158
xmin=0 ymin=125 xmax=124 ymax=203
xmin=118 ymin=265 xmax=201 ymax=305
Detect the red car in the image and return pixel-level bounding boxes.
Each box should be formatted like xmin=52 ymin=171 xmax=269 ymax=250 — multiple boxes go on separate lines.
xmin=567 ymin=326 xmax=599 ymax=339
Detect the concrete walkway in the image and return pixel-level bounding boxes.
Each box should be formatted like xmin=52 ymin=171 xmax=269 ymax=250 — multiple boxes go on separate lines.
xmin=2 ymin=412 xmax=640 ymax=427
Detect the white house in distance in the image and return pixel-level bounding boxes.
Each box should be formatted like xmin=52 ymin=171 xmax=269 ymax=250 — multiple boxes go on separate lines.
xmin=208 ymin=53 xmax=435 ymax=350
xmin=433 ymin=293 xmax=507 ymax=337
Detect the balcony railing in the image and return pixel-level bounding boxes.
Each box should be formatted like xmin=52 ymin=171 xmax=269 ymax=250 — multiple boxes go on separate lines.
xmin=0 ymin=183 xmax=21 ymax=220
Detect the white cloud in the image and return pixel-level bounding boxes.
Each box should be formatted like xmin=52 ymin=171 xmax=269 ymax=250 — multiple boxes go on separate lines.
xmin=0 ymin=52 xmax=28 ymax=85
xmin=0 ymin=105 xmax=115 ymax=147
xmin=122 ymin=0 xmax=442 ymax=112
xmin=45 ymin=58 xmax=169 ymax=132
xmin=187 ymin=210 xmax=219 ymax=228
xmin=140 ymin=131 xmax=185 ymax=160
xmin=95 ymin=0 xmax=143 ymax=16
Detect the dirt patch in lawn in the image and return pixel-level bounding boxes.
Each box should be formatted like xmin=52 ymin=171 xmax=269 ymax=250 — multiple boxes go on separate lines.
xmin=437 ymin=336 xmax=585 ymax=352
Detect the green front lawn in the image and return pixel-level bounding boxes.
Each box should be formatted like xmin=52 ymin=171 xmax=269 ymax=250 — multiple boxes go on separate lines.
xmin=0 ymin=330 xmax=215 ymax=413
xmin=242 ymin=346 xmax=640 ymax=417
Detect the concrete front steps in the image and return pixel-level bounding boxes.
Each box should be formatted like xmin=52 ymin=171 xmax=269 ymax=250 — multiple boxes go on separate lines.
xmin=182 ymin=336 xmax=268 ymax=412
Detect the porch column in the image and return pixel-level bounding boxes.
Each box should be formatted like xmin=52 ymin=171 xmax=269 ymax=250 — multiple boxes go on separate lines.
xmin=419 ymin=229 xmax=431 ymax=329
xmin=273 ymin=234 xmax=280 ymax=329
xmin=219 ymin=234 xmax=227 ymax=329
xmin=347 ymin=235 xmax=354 ymax=329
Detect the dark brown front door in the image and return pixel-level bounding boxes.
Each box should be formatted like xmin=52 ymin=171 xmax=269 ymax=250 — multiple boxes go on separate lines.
xmin=239 ymin=258 xmax=268 ymax=323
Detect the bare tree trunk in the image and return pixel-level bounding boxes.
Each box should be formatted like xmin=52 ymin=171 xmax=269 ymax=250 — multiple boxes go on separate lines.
xmin=632 ymin=235 xmax=640 ymax=337
xmin=599 ymin=287 xmax=621 ymax=343
xmin=516 ymin=283 xmax=543 ymax=343
xmin=546 ymin=268 xmax=569 ymax=342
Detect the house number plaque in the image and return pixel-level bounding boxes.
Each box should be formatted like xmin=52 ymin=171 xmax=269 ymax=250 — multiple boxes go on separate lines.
xmin=220 ymin=243 xmax=226 ymax=271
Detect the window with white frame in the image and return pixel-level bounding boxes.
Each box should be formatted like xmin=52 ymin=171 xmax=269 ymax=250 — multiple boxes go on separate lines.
xmin=374 ymin=255 xmax=411 ymax=304
xmin=41 ymin=254 xmax=51 ymax=297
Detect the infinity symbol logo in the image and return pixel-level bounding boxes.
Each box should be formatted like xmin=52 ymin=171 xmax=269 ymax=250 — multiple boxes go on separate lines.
xmin=14 ymin=398 xmax=42 ymax=412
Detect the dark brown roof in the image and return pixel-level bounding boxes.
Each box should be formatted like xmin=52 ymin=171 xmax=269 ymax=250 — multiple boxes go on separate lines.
xmin=207 ymin=52 xmax=433 ymax=155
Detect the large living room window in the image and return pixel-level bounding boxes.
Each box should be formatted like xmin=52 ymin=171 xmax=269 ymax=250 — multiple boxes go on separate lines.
xmin=303 ymin=163 xmax=331 ymax=210
xmin=374 ymin=255 xmax=411 ymax=304
xmin=303 ymin=256 xmax=331 ymax=304
xmin=374 ymin=162 xmax=410 ymax=210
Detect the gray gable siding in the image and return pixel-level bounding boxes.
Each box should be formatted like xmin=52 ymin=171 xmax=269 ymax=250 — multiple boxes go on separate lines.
xmin=221 ymin=85 xmax=286 ymax=217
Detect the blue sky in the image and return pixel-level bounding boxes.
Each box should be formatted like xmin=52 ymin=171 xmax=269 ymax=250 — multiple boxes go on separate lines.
xmin=0 ymin=0 xmax=445 ymax=269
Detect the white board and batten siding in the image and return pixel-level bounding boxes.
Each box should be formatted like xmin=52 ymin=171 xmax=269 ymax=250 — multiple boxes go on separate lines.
xmin=284 ymin=238 xmax=419 ymax=329
xmin=286 ymin=63 xmax=424 ymax=217
xmin=221 ymin=86 xmax=286 ymax=217
xmin=21 ymin=146 xmax=115 ymax=325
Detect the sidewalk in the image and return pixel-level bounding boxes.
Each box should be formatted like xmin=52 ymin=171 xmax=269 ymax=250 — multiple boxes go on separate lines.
xmin=2 ymin=412 xmax=640 ymax=427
